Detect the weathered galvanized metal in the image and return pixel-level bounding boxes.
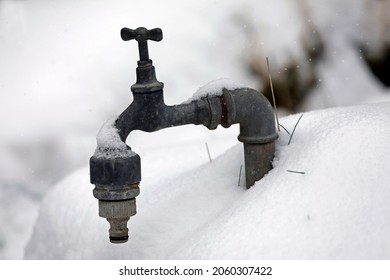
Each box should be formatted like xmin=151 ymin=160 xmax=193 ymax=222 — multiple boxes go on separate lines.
xmin=90 ymin=27 xmax=278 ymax=243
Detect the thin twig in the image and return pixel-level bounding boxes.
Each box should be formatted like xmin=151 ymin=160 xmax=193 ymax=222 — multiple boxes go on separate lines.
xmin=287 ymin=170 xmax=305 ymax=174
xmin=205 ymin=142 xmax=212 ymax=163
xmin=288 ymin=114 xmax=303 ymax=145
xmin=266 ymin=57 xmax=280 ymax=132
xmin=279 ymin=124 xmax=290 ymax=135
xmin=238 ymin=164 xmax=243 ymax=186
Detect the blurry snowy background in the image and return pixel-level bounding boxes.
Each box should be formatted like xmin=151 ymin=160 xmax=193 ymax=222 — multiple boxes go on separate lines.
xmin=0 ymin=0 xmax=389 ymax=259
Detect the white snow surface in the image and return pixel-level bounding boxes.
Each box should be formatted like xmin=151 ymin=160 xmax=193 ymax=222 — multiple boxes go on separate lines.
xmin=185 ymin=78 xmax=245 ymax=103
xmin=94 ymin=117 xmax=135 ymax=159
xmin=25 ymin=101 xmax=390 ymax=259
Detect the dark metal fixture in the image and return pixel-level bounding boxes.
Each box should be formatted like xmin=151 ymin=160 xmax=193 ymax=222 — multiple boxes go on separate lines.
xmin=90 ymin=27 xmax=278 ymax=243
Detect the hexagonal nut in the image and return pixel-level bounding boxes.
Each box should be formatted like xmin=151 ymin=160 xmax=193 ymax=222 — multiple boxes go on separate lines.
xmin=98 ymin=199 xmax=136 ymax=219
xmin=90 ymin=154 xmax=141 ymax=186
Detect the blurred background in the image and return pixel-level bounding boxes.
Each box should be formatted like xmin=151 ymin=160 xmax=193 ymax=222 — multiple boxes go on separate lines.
xmin=0 ymin=0 xmax=389 ymax=259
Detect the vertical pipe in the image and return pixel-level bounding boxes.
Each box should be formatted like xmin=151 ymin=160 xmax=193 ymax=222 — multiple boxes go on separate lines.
xmin=243 ymin=142 xmax=275 ymax=187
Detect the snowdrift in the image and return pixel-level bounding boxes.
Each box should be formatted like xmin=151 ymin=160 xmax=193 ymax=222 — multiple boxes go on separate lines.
xmin=25 ymin=101 xmax=390 ymax=259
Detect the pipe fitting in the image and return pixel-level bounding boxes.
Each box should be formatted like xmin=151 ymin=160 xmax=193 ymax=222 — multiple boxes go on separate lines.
xmin=207 ymin=88 xmax=278 ymax=187
xmin=90 ymin=153 xmax=141 ymax=243
xmin=90 ymin=152 xmax=141 ymax=186
xmin=98 ymin=199 xmax=137 ymax=243
xmin=220 ymin=88 xmax=278 ymax=144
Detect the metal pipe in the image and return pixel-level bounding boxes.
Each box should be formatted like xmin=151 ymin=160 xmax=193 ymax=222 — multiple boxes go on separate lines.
xmin=219 ymin=88 xmax=278 ymax=187
xmin=89 ymin=27 xmax=278 ymax=243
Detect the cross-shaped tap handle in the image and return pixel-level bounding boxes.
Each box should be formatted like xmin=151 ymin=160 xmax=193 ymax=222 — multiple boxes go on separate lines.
xmin=121 ymin=27 xmax=163 ymax=62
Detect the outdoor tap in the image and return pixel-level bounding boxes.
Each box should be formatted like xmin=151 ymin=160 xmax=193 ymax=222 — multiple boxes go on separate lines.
xmin=90 ymin=27 xmax=278 ymax=244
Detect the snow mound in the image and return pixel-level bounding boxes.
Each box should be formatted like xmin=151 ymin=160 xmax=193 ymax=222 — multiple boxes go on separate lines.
xmin=25 ymin=102 xmax=390 ymax=259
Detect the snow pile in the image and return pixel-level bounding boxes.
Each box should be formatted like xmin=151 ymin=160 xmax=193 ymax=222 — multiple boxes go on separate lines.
xmin=0 ymin=183 xmax=39 ymax=259
xmin=2 ymin=0 xmax=390 ymax=260
xmin=93 ymin=117 xmax=135 ymax=159
xmin=25 ymin=101 xmax=390 ymax=259
xmin=185 ymin=78 xmax=245 ymax=103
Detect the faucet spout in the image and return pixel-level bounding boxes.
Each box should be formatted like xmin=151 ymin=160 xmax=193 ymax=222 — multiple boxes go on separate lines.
xmin=115 ymin=90 xmax=211 ymax=140
xmin=89 ymin=27 xmax=278 ymax=243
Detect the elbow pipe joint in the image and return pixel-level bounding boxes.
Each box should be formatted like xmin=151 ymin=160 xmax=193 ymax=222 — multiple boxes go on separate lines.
xmin=215 ymin=88 xmax=278 ymax=144
xmin=208 ymin=88 xmax=278 ymax=187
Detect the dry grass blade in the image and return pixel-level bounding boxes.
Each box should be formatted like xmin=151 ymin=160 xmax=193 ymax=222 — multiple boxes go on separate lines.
xmin=238 ymin=164 xmax=243 ymax=186
xmin=205 ymin=142 xmax=212 ymax=163
xmin=266 ymin=57 xmax=280 ymax=132
xmin=287 ymin=170 xmax=305 ymax=174
xmin=288 ymin=114 xmax=303 ymax=145
xmin=279 ymin=124 xmax=290 ymax=135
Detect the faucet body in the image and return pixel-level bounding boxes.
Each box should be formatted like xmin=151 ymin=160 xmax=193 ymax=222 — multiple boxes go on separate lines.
xmin=90 ymin=27 xmax=278 ymax=243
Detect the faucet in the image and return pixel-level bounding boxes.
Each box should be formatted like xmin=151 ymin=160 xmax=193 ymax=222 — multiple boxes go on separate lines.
xmin=90 ymin=27 xmax=278 ymax=243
